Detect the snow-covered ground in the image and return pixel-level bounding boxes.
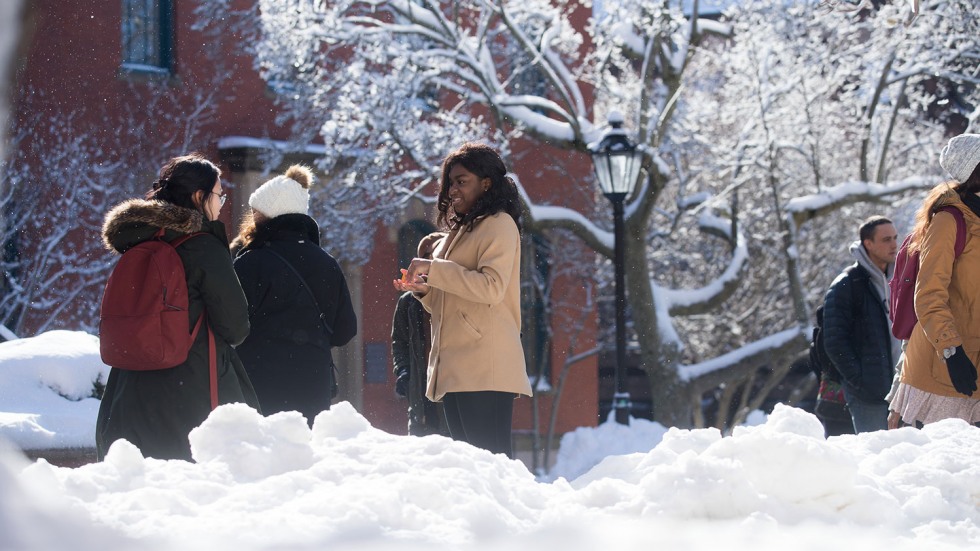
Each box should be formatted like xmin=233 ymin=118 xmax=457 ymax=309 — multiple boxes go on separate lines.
xmin=0 ymin=331 xmax=106 ymax=450
xmin=1 ymin=331 xmax=978 ymax=550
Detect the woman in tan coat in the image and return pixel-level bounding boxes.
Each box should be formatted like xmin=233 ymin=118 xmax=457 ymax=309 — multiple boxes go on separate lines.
xmin=393 ymin=142 xmax=532 ymax=456
xmin=890 ymin=133 xmax=980 ymax=428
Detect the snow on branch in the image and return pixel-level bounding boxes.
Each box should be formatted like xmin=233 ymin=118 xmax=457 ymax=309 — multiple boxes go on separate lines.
xmin=496 ymin=3 xmax=583 ymax=132
xmin=369 ymin=0 xmax=445 ymax=31
xmin=657 ymin=212 xmax=746 ymax=307
xmin=694 ymin=18 xmax=731 ymax=38
xmin=530 ymin=205 xmax=614 ymax=251
xmin=494 ymin=95 xmax=575 ymax=129
xmin=678 ymin=327 xmax=802 ymax=382
xmin=543 ymin=46 xmax=586 ymax=117
xmin=650 ymin=210 xmax=748 ymax=346
xmin=498 ymin=104 xmax=580 ymax=143
xmin=513 ymin=173 xmax=614 ymax=252
xmin=785 ymin=176 xmax=933 ymax=223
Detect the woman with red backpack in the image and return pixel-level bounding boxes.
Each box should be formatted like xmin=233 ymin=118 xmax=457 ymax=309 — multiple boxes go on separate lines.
xmin=888 ymin=134 xmax=980 ymax=428
xmin=96 ymin=154 xmax=260 ymax=461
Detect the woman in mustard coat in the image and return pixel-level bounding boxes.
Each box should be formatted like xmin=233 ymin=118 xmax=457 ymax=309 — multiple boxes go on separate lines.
xmin=890 ymin=133 xmax=980 ymax=427
xmin=393 ymin=142 xmax=532 ymax=457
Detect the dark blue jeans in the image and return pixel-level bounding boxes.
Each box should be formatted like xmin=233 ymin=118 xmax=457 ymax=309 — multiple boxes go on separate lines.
xmin=442 ymin=391 xmax=515 ymax=457
xmin=843 ymin=386 xmax=889 ymax=433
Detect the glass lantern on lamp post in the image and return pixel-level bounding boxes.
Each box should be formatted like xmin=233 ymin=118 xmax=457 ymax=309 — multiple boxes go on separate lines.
xmin=589 ymin=111 xmax=642 ymax=425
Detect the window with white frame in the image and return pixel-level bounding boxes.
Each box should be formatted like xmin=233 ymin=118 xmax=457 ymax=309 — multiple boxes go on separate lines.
xmin=121 ymin=0 xmax=173 ymax=74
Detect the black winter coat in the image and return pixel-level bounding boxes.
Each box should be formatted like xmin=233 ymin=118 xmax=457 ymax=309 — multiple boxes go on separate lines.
xmin=233 ymin=214 xmax=357 ymax=426
xmin=822 ymin=264 xmax=894 ymax=402
xmin=391 ymin=291 xmax=447 ymax=436
xmin=96 ymin=200 xmax=260 ymax=461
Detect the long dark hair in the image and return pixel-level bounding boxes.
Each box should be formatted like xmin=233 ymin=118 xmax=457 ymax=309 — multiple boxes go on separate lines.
xmin=909 ymin=164 xmax=980 ymax=252
xmin=145 ymin=153 xmax=220 ymax=212
xmin=436 ymin=142 xmax=523 ymax=233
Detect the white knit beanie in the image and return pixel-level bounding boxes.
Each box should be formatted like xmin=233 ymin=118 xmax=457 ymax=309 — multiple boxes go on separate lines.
xmin=249 ymin=165 xmax=314 ymax=218
xmin=939 ymin=133 xmax=980 ymax=183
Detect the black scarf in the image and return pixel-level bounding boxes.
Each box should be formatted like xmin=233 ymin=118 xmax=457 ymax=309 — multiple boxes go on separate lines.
xmin=961 ymin=192 xmax=980 ymax=219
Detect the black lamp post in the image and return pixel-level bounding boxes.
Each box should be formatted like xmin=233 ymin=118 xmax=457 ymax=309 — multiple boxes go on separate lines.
xmin=589 ymin=111 xmax=642 ymax=425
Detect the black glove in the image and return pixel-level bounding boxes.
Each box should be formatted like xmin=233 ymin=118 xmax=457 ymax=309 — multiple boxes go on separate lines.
xmin=945 ymin=346 xmax=978 ymax=397
xmin=395 ymin=369 xmax=410 ymax=398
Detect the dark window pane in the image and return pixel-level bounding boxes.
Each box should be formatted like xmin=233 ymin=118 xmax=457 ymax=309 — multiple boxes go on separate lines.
xmin=121 ymin=0 xmax=171 ymax=72
xmin=364 ymin=342 xmax=389 ymax=384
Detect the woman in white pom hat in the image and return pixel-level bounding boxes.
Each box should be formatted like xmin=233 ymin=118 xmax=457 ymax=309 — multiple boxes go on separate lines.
xmin=231 ymin=165 xmax=358 ymax=426
xmin=888 ymin=133 xmax=980 ymax=429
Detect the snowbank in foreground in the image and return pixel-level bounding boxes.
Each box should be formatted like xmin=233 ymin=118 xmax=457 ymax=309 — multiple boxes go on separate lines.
xmin=1 ymin=403 xmax=976 ymax=551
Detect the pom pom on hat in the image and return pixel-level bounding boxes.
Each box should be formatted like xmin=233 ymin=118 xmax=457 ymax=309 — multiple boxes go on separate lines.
xmin=940 ymin=134 xmax=980 ymax=183
xmin=249 ymin=165 xmax=314 ymax=218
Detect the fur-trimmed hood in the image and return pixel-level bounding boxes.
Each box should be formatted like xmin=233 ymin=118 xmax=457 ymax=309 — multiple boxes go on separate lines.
xmin=102 ymin=199 xmax=204 ymax=254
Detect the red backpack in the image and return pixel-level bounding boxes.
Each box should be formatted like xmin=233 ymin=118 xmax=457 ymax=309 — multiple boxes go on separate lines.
xmin=99 ymin=229 xmax=218 ymax=407
xmin=888 ymin=206 xmax=966 ymax=340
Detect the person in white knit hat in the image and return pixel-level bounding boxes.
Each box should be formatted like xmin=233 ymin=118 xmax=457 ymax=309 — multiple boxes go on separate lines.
xmin=231 ymin=165 xmax=358 ymax=426
xmin=246 ymin=167 xmax=312 ymax=219
xmin=940 ymin=133 xmax=980 ymax=183
xmin=887 ymin=133 xmax=980 ymax=430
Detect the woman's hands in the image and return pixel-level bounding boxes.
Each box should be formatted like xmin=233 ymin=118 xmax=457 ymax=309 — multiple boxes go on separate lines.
xmin=887 ymin=410 xmax=901 ymax=430
xmin=392 ymin=258 xmax=433 ymax=295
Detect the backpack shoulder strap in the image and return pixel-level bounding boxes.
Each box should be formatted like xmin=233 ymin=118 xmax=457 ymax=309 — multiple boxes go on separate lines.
xmin=161 ymin=229 xmax=213 ymax=389
xmin=262 ymin=246 xmax=335 ymax=336
xmin=937 ymin=206 xmax=967 ymax=257
xmin=169 ymin=231 xmax=208 ymax=249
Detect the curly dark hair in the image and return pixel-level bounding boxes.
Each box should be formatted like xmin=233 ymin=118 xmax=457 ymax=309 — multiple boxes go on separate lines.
xmin=436 ymin=142 xmax=523 ymax=233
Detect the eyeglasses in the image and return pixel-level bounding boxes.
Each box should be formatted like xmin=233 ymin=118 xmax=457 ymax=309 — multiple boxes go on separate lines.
xmin=213 ymin=191 xmax=227 ymax=207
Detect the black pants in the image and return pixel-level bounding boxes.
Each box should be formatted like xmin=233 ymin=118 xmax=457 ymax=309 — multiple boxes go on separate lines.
xmin=442 ymin=391 xmax=515 ymax=457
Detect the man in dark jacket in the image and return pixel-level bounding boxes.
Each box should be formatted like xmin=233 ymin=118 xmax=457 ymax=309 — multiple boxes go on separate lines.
xmin=823 ymin=215 xmax=900 ymax=433
xmin=391 ymin=232 xmax=448 ymax=436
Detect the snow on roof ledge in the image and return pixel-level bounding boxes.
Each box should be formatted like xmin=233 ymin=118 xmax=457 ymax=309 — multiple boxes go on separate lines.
xmin=680 ymin=0 xmax=734 ymax=16
xmin=217 ymin=136 xmax=326 ymax=155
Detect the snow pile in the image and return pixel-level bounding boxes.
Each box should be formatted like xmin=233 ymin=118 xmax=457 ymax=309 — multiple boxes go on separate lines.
xmin=0 ymin=331 xmax=108 ymax=450
xmin=548 ymin=414 xmax=670 ymax=482
xmin=1 ymin=331 xmax=978 ymax=550
xmin=0 ymin=403 xmax=974 ymax=550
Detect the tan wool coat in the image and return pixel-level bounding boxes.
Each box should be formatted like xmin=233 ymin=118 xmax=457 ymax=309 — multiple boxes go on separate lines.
xmin=902 ymin=191 xmax=980 ymax=397
xmin=419 ymin=212 xmax=533 ymax=402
